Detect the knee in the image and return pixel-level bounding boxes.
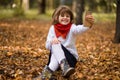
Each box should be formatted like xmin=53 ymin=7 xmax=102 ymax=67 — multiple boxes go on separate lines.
xmin=52 ymin=43 xmax=62 ymax=48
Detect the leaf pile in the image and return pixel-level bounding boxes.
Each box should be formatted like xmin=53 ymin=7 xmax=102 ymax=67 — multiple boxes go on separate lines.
xmin=0 ymin=20 xmax=119 ymax=80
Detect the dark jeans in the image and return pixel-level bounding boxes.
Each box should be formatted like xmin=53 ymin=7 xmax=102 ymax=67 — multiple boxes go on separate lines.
xmin=47 ymin=44 xmax=77 ymax=68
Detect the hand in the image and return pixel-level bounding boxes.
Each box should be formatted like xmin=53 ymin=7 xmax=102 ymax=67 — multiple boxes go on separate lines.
xmin=84 ymin=11 xmax=95 ymax=28
xmin=51 ymin=37 xmax=60 ymax=44
xmin=85 ymin=15 xmax=94 ymax=25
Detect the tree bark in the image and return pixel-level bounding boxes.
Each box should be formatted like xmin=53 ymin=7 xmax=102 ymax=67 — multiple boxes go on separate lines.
xmin=60 ymin=0 xmax=73 ymax=6
xmin=113 ymin=0 xmax=120 ymax=43
xmin=60 ymin=0 xmax=65 ymax=5
xmin=22 ymin=0 xmax=29 ymax=11
xmin=38 ymin=0 xmax=46 ymax=14
xmin=75 ymin=0 xmax=84 ymax=25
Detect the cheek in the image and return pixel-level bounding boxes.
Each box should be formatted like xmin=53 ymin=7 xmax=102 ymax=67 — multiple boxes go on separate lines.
xmin=58 ymin=17 xmax=63 ymax=22
xmin=67 ymin=18 xmax=71 ymax=22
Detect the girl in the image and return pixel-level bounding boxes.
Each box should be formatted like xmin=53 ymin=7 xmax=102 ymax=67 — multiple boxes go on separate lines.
xmin=34 ymin=5 xmax=94 ymax=80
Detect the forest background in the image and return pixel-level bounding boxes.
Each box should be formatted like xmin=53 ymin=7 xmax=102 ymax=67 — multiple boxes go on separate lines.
xmin=0 ymin=0 xmax=120 ymax=80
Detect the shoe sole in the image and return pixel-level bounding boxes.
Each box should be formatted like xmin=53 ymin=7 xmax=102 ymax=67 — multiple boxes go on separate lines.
xmin=63 ymin=68 xmax=75 ymax=77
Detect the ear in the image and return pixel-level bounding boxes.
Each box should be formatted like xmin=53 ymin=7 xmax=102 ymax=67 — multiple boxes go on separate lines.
xmin=55 ymin=16 xmax=58 ymax=21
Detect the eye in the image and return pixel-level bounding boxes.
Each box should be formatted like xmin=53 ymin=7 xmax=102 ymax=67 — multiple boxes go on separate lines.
xmin=60 ymin=14 xmax=64 ymax=17
xmin=66 ymin=15 xmax=70 ymax=17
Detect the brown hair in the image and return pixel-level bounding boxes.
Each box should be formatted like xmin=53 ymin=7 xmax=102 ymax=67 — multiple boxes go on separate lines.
xmin=52 ymin=5 xmax=74 ymax=24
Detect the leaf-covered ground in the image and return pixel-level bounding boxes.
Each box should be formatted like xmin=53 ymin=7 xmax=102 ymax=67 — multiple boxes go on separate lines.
xmin=0 ymin=19 xmax=119 ymax=80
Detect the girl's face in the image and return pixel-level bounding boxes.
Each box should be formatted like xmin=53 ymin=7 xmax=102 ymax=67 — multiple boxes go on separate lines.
xmin=58 ymin=13 xmax=71 ymax=25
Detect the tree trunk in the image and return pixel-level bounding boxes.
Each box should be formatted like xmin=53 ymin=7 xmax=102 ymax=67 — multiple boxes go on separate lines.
xmin=14 ymin=0 xmax=22 ymax=7
xmin=75 ymin=0 xmax=84 ymax=25
xmin=113 ymin=0 xmax=120 ymax=43
xmin=106 ymin=0 xmax=112 ymax=13
xmin=60 ymin=0 xmax=65 ymax=5
xmin=22 ymin=0 xmax=29 ymax=11
xmin=38 ymin=0 xmax=46 ymax=14
xmin=60 ymin=0 xmax=73 ymax=7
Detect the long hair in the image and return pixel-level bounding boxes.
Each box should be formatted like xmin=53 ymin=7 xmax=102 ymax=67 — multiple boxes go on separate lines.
xmin=52 ymin=5 xmax=74 ymax=24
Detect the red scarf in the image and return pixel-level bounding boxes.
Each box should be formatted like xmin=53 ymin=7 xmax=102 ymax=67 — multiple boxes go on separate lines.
xmin=54 ymin=23 xmax=72 ymax=39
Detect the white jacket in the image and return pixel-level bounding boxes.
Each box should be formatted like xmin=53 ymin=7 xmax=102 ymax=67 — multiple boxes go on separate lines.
xmin=46 ymin=24 xmax=89 ymax=59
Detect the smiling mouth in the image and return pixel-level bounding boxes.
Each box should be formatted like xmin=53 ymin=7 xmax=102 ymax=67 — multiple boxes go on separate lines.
xmin=62 ymin=19 xmax=69 ymax=22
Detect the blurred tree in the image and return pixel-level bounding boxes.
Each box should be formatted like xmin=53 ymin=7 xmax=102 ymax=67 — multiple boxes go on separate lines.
xmin=53 ymin=0 xmax=59 ymax=8
xmin=99 ymin=0 xmax=113 ymax=13
xmin=113 ymin=0 xmax=120 ymax=43
xmin=0 ymin=0 xmax=13 ymax=8
xmin=60 ymin=0 xmax=65 ymax=5
xmin=22 ymin=0 xmax=29 ymax=11
xmin=106 ymin=0 xmax=112 ymax=13
xmin=29 ymin=0 xmax=38 ymax=8
xmin=47 ymin=0 xmax=53 ymax=9
xmin=14 ymin=0 xmax=22 ymax=7
xmin=85 ymin=0 xmax=116 ymax=13
xmin=60 ymin=0 xmax=73 ymax=7
xmin=75 ymin=0 xmax=84 ymax=25
xmin=38 ymin=0 xmax=46 ymax=14
xmin=85 ymin=0 xmax=97 ymax=11
xmin=13 ymin=0 xmax=24 ymax=16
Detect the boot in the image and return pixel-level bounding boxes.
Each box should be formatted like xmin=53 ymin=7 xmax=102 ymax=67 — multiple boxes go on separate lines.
xmin=60 ymin=59 xmax=75 ymax=77
xmin=33 ymin=65 xmax=53 ymax=80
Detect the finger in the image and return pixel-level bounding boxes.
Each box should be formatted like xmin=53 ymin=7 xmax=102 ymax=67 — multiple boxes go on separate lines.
xmin=86 ymin=16 xmax=94 ymax=20
xmin=86 ymin=17 xmax=95 ymax=21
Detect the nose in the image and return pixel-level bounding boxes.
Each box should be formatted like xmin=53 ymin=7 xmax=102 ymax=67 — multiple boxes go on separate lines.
xmin=63 ymin=16 xmax=68 ymax=20
xmin=64 ymin=16 xmax=67 ymax=18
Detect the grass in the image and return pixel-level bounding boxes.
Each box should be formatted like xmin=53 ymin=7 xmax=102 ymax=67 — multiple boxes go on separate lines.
xmin=0 ymin=9 xmax=14 ymax=19
xmin=0 ymin=9 xmax=116 ymax=22
xmin=25 ymin=9 xmax=52 ymax=20
xmin=93 ymin=12 xmax=116 ymax=23
xmin=0 ymin=9 xmax=52 ymax=21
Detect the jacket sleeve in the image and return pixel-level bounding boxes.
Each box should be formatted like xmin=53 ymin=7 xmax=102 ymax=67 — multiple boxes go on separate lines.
xmin=45 ymin=26 xmax=54 ymax=50
xmin=71 ymin=24 xmax=89 ymax=35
